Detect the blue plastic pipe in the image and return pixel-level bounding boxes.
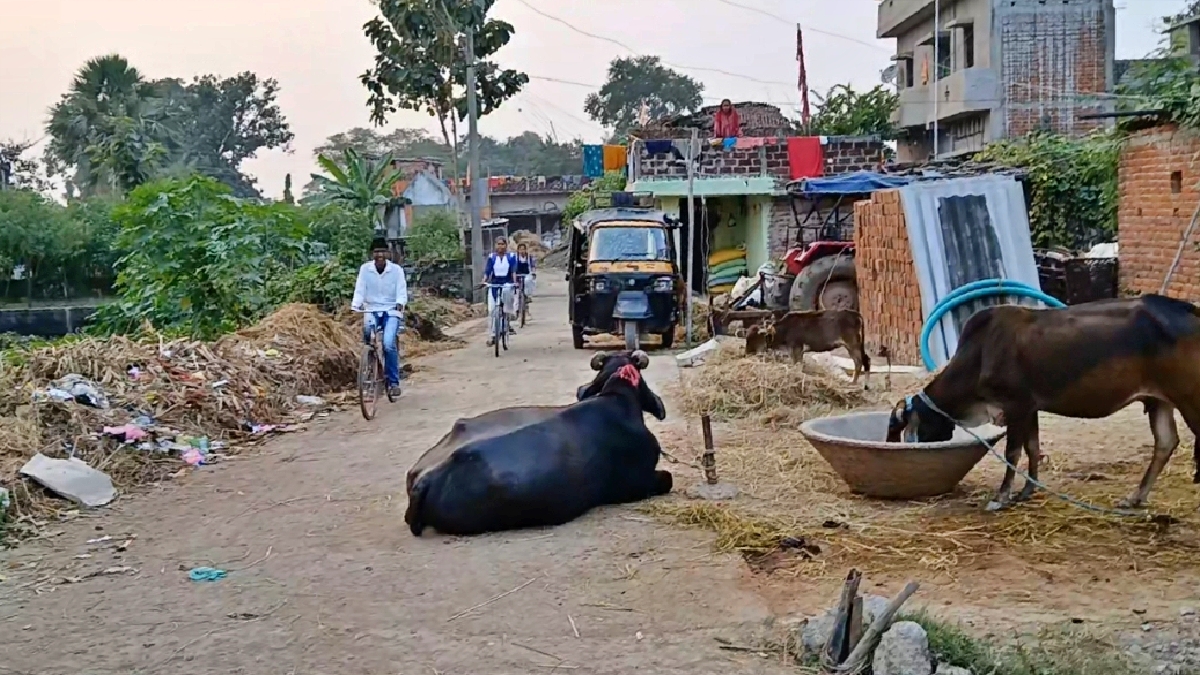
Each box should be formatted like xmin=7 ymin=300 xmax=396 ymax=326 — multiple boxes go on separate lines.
xmin=920 ymin=279 xmax=1066 ymax=371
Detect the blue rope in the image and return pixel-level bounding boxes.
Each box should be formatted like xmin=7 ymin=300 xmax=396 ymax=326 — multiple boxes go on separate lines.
xmin=920 ymin=279 xmax=1066 ymax=371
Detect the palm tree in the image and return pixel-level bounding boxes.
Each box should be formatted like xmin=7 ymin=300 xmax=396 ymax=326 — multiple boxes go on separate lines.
xmin=46 ymin=54 xmax=154 ymax=196
xmin=306 ymin=148 xmax=405 ymax=233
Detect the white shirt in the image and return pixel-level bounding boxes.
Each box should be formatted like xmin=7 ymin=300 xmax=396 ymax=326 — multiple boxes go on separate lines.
xmin=491 ymin=254 xmax=512 ymax=278
xmin=351 ymin=260 xmax=408 ymax=316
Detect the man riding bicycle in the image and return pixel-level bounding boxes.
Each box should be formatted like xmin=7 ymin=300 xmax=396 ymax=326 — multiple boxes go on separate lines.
xmin=351 ymin=237 xmax=407 ymax=398
xmin=515 ymin=241 xmax=536 ymax=315
xmin=483 ymin=236 xmax=518 ymax=347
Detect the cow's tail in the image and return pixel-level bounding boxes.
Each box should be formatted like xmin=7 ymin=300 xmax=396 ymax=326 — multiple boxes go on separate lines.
xmin=405 ymin=473 xmax=430 ymax=537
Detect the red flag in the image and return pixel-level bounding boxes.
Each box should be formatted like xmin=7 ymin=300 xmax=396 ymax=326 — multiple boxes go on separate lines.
xmin=797 ymin=24 xmax=811 ymax=129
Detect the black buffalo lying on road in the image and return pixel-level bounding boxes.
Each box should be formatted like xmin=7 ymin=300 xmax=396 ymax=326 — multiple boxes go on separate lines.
xmin=404 ymin=350 xmax=672 ymax=536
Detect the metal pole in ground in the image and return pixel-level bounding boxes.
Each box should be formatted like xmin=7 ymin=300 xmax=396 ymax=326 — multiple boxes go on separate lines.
xmin=684 ymin=128 xmax=698 ymax=347
xmin=686 ymin=413 xmax=738 ymax=500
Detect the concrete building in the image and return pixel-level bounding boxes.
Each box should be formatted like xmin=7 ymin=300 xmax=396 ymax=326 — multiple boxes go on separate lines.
xmin=878 ymin=0 xmax=1116 ymax=161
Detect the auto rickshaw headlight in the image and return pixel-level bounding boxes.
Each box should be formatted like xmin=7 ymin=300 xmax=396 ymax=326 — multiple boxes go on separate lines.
xmin=591 ymin=278 xmax=608 ymax=292
xmin=651 ymin=277 xmax=673 ymax=292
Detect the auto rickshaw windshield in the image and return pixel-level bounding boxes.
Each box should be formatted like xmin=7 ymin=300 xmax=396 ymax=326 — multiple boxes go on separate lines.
xmin=588 ymin=226 xmax=670 ymax=261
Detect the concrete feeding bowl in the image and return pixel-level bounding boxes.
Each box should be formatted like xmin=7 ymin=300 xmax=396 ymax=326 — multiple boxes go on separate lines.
xmin=799 ymin=411 xmax=1006 ymax=499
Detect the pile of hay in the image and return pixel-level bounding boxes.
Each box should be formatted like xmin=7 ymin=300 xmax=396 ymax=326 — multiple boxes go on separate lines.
xmin=0 ymin=300 xmax=480 ymax=521
xmin=674 ymin=300 xmax=712 ymax=344
xmin=511 ymin=229 xmax=548 ymax=259
xmin=671 ymin=341 xmax=870 ymax=426
xmin=647 ymin=420 xmax=1200 ymax=578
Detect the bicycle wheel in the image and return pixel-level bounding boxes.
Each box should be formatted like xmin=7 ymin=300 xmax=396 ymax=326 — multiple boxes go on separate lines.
xmin=501 ymin=313 xmax=509 ymax=351
xmin=493 ymin=310 xmax=501 ymax=358
xmin=358 ymin=344 xmax=380 ymax=420
xmin=519 ymin=292 xmax=527 ymax=328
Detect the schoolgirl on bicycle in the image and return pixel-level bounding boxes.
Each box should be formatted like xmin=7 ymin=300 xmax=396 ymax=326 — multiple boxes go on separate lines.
xmin=483 ymin=237 xmax=518 ymax=346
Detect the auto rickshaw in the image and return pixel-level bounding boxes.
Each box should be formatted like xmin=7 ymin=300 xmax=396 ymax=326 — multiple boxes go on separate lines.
xmin=566 ymin=207 xmax=684 ymax=350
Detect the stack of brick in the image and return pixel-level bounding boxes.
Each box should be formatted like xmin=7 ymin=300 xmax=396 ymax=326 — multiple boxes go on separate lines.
xmin=853 ymin=190 xmax=925 ymax=366
xmin=1118 ymin=124 xmax=1200 ymax=300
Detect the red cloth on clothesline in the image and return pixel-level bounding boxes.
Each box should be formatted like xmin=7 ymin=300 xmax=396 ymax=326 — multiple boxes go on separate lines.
xmin=787 ymin=136 xmax=824 ymax=180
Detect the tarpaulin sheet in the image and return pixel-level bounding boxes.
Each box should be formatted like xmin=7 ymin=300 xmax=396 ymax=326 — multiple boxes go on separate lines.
xmin=792 ymin=171 xmax=912 ymax=197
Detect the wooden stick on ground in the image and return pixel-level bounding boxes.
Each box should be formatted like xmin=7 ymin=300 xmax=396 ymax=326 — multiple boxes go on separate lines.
xmin=826 ymin=581 xmax=920 ymax=675
xmin=822 ymin=568 xmax=862 ymax=666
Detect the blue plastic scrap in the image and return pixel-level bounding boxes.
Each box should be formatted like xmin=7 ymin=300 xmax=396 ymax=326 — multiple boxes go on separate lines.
xmin=188 ymin=567 xmax=228 ymax=582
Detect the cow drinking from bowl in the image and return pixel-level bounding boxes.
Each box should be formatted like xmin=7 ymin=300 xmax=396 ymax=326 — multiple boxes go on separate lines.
xmin=887 ymin=295 xmax=1200 ymax=511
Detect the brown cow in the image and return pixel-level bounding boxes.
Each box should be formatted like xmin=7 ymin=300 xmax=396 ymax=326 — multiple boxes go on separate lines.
xmin=887 ymin=295 xmax=1200 ymax=511
xmin=744 ymin=310 xmax=871 ymax=387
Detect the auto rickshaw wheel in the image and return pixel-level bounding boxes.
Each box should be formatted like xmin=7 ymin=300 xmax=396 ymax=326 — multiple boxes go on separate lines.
xmin=659 ymin=323 xmax=676 ymax=349
xmin=571 ymin=324 xmax=585 ymax=350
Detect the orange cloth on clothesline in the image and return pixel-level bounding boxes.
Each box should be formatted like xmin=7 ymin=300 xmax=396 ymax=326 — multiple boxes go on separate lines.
xmin=602 ymin=144 xmax=628 ymax=171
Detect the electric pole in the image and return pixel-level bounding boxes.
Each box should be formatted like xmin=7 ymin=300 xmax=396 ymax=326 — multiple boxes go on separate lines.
xmin=464 ymin=16 xmax=485 ymax=300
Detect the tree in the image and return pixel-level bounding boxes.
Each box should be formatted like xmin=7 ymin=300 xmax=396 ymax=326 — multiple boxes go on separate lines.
xmin=584 ymin=56 xmax=704 ymax=136
xmin=1 ymin=140 xmax=53 ymax=193
xmin=283 ymin=174 xmax=296 ymax=204
xmin=562 ymin=171 xmax=628 ymax=222
xmin=305 ymin=148 xmax=403 ymax=232
xmin=154 ymin=72 xmax=294 ymax=197
xmin=46 ymin=54 xmax=156 ymax=197
xmin=407 ymin=210 xmax=462 ymax=261
xmin=361 ymin=0 xmax=528 ymax=150
xmin=806 ymin=84 xmax=899 ymax=139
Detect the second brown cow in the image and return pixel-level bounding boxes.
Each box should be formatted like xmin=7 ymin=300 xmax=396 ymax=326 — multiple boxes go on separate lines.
xmin=744 ymin=310 xmax=871 ymax=387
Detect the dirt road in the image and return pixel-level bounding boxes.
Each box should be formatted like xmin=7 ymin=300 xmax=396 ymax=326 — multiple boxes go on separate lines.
xmin=1 ymin=280 xmax=791 ymax=675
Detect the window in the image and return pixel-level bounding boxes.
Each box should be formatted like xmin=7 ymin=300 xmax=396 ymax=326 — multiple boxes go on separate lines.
xmin=1172 ymin=171 xmax=1183 ymax=194
xmin=902 ymin=57 xmax=914 ymax=87
xmin=936 ymin=33 xmax=951 ymax=80
xmin=589 ymin=226 xmax=670 ymax=261
xmin=962 ymin=24 xmax=975 ymax=68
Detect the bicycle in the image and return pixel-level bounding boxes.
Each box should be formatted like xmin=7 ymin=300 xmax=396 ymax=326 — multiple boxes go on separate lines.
xmin=354 ymin=310 xmax=397 ymax=420
xmin=486 ymin=283 xmax=511 ymax=358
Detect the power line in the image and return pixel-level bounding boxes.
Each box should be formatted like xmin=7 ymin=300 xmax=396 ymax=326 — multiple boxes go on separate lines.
xmin=709 ymin=0 xmax=892 ymax=53
xmin=511 ymin=0 xmax=799 ymax=87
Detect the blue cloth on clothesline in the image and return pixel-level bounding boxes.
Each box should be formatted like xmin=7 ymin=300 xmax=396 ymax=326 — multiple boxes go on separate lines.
xmin=582 ymin=145 xmax=604 ymax=177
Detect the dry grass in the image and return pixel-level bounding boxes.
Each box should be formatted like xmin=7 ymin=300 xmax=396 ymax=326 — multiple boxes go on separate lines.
xmin=0 ymin=300 xmax=477 ymax=523
xmin=649 ymin=419 xmax=1200 ymax=578
xmin=649 ymin=342 xmax=1200 ymax=577
xmin=669 ymin=341 xmax=871 ymax=426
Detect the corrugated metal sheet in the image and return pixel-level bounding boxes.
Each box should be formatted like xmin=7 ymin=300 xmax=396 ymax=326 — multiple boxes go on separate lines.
xmin=898 ymin=174 xmax=1040 ymax=369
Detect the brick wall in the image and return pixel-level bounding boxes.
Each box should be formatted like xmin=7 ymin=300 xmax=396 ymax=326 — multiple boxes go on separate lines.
xmin=854 ymin=191 xmax=925 ymax=366
xmin=768 ymin=197 xmax=795 ymax=261
xmin=1118 ymin=124 xmax=1200 ymax=300
xmin=998 ymin=0 xmax=1113 ymax=137
xmin=637 ymin=136 xmax=886 ymax=181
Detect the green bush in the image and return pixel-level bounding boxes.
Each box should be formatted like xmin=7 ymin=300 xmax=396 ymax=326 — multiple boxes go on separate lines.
xmin=975 ymin=132 xmax=1119 ymax=251
xmin=90 ymin=175 xmax=310 ymax=339
xmin=407 ymin=210 xmax=462 ymax=261
xmin=562 ymin=171 xmax=628 ymax=223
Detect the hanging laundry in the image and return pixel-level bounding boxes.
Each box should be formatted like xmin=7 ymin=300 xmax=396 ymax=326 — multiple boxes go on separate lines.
xmin=583 ymin=145 xmax=604 ymax=177
xmin=787 ymin=136 xmax=824 ymax=179
xmin=721 ymin=137 xmax=737 ymax=151
xmin=735 ymin=137 xmax=767 ymax=149
xmin=488 ymin=177 xmax=502 ymax=190
xmin=602 ymin=144 xmax=628 ymax=171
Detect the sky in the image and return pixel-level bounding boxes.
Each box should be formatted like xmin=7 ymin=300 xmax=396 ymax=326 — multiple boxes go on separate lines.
xmin=0 ymin=0 xmax=1186 ymax=199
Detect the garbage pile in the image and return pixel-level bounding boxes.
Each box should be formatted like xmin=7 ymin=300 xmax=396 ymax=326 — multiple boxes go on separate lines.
xmin=0 ymin=304 xmax=366 ymax=520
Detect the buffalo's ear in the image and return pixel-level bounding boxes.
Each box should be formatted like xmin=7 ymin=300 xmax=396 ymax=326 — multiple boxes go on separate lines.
xmin=631 ymin=349 xmax=649 ymax=369
xmin=589 ymin=352 xmax=607 ymax=371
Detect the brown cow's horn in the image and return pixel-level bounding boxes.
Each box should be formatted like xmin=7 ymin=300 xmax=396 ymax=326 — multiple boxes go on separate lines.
xmin=631 ymin=350 xmax=649 ymax=369
xmin=590 ymin=353 xmax=607 ymax=371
